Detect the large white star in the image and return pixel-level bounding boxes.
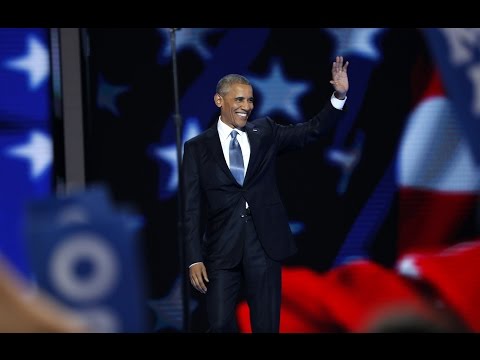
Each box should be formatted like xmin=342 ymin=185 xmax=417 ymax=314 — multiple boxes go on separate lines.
xmin=4 ymin=35 xmax=50 ymax=90
xmin=97 ymin=74 xmax=130 ymax=117
xmin=249 ymin=61 xmax=311 ymax=121
xmin=156 ymin=28 xmax=223 ymax=63
xmin=148 ymin=275 xmax=198 ymax=331
xmin=325 ymin=28 xmax=385 ymax=61
xmin=6 ymin=130 xmax=52 ymax=179
xmin=154 ymin=117 xmax=202 ymax=193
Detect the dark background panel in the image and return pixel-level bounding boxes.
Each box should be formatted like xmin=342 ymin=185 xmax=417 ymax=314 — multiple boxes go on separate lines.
xmin=81 ymin=28 xmax=432 ymax=332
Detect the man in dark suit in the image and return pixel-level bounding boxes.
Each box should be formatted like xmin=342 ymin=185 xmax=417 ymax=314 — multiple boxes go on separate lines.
xmin=182 ymin=56 xmax=349 ymax=333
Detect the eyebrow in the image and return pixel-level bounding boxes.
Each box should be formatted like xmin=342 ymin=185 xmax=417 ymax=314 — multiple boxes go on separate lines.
xmin=235 ymin=96 xmax=254 ymax=101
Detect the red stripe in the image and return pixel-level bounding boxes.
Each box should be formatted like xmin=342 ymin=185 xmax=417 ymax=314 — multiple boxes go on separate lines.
xmin=398 ymin=187 xmax=477 ymax=255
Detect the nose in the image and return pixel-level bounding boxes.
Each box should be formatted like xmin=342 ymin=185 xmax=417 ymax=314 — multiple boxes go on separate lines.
xmin=242 ymin=100 xmax=253 ymax=110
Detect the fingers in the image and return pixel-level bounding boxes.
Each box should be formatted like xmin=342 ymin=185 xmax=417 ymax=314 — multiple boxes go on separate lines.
xmin=332 ymin=56 xmax=348 ymax=73
xmin=191 ymin=276 xmax=207 ymax=294
xmin=189 ymin=264 xmax=208 ymax=294
xmin=332 ymin=56 xmax=340 ymax=72
xmin=190 ymin=273 xmax=207 ymax=294
xmin=202 ymin=267 xmax=209 ymax=283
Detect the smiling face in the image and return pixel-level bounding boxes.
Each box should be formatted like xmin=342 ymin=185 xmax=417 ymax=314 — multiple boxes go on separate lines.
xmin=215 ymin=83 xmax=254 ymax=129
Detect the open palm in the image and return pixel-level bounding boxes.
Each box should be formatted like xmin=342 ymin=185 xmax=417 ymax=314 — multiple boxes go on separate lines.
xmin=330 ymin=56 xmax=349 ymax=98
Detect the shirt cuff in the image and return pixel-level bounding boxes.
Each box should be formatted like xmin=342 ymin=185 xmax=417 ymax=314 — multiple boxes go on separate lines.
xmin=330 ymin=92 xmax=347 ymax=110
xmin=189 ymin=262 xmax=201 ymax=268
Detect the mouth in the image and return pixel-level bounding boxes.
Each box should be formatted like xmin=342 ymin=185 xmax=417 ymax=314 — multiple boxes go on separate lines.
xmin=236 ymin=112 xmax=248 ymax=120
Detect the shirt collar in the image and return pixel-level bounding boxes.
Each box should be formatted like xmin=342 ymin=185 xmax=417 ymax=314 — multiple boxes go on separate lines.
xmin=217 ymin=116 xmax=244 ymax=141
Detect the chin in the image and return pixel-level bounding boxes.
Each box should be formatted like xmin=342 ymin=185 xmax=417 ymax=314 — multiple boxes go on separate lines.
xmin=238 ymin=117 xmax=248 ymax=125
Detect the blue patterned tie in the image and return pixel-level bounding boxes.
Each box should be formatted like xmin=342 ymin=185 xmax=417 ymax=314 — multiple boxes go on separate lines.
xmin=229 ymin=130 xmax=244 ymax=186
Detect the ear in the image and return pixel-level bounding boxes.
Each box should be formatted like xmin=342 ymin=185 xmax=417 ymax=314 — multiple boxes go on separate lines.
xmin=214 ymin=93 xmax=222 ymax=108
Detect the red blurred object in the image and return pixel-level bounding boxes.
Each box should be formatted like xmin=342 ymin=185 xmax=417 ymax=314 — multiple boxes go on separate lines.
xmin=397 ymin=239 xmax=480 ymax=331
xmin=237 ymin=267 xmax=340 ymax=333
xmin=318 ymin=261 xmax=431 ymax=332
xmin=237 ymin=262 xmax=432 ymax=333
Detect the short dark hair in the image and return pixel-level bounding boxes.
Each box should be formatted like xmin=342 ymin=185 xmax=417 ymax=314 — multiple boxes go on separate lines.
xmin=216 ymin=74 xmax=251 ymax=96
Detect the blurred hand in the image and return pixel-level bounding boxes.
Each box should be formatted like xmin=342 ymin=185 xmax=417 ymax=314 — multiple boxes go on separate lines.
xmin=330 ymin=56 xmax=349 ymax=99
xmin=189 ymin=262 xmax=209 ymax=294
xmin=0 ymin=257 xmax=89 ymax=332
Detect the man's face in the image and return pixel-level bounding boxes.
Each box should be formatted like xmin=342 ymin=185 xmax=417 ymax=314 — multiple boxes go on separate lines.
xmin=216 ymin=83 xmax=254 ymax=129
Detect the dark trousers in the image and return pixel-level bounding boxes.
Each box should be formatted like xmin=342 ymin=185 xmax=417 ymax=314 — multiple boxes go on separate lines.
xmin=206 ymin=212 xmax=282 ymax=333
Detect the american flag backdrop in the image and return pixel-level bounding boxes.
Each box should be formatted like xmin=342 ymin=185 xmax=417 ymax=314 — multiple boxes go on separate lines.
xmin=83 ymin=28 xmax=465 ymax=332
xmin=0 ymin=28 xmax=148 ymax=332
xmin=2 ymin=28 xmax=479 ymax=332
xmin=0 ymin=28 xmax=54 ymax=280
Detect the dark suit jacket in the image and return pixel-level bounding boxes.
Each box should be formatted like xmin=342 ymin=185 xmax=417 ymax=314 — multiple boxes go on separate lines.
xmin=182 ymin=101 xmax=344 ymax=269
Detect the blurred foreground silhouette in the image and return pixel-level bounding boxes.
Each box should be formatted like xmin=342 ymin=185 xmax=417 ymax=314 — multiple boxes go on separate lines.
xmin=0 ymin=255 xmax=89 ymax=332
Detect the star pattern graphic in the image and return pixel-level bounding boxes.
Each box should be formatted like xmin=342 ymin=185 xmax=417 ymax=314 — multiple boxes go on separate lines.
xmin=249 ymin=60 xmax=311 ymax=121
xmin=153 ymin=117 xmax=202 ymax=194
xmin=4 ymin=35 xmax=50 ymax=90
xmin=156 ymin=28 xmax=223 ymax=63
xmin=325 ymin=28 xmax=385 ymax=61
xmin=4 ymin=27 xmax=463 ymax=332
xmin=326 ymin=131 xmax=364 ymax=194
xmin=328 ymin=149 xmax=360 ymax=171
xmin=148 ymin=275 xmax=198 ymax=331
xmin=289 ymin=221 xmax=305 ymax=236
xmin=97 ymin=74 xmax=130 ymax=117
xmin=6 ymin=130 xmax=52 ymax=179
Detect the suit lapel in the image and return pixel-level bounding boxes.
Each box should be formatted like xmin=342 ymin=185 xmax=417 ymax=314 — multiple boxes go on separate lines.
xmin=205 ymin=122 xmax=262 ymax=187
xmin=205 ymin=127 xmax=238 ymax=184
xmin=244 ymin=122 xmax=261 ymax=185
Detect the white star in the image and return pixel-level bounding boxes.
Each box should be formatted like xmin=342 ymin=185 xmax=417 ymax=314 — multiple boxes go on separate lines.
xmin=327 ymin=148 xmax=362 ymax=172
xmin=148 ymin=275 xmax=198 ymax=331
xmin=97 ymin=74 xmax=130 ymax=117
xmin=327 ymin=131 xmax=365 ymax=195
xmin=325 ymin=28 xmax=385 ymax=61
xmin=153 ymin=117 xmax=202 ymax=193
xmin=156 ymin=145 xmax=177 ymax=192
xmin=249 ymin=60 xmax=311 ymax=121
xmin=397 ymin=256 xmax=421 ymax=279
xmin=4 ymin=35 xmax=50 ymax=90
xmin=327 ymin=148 xmax=362 ymax=195
xmin=6 ymin=131 xmax=52 ymax=179
xmin=156 ymin=28 xmax=223 ymax=63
